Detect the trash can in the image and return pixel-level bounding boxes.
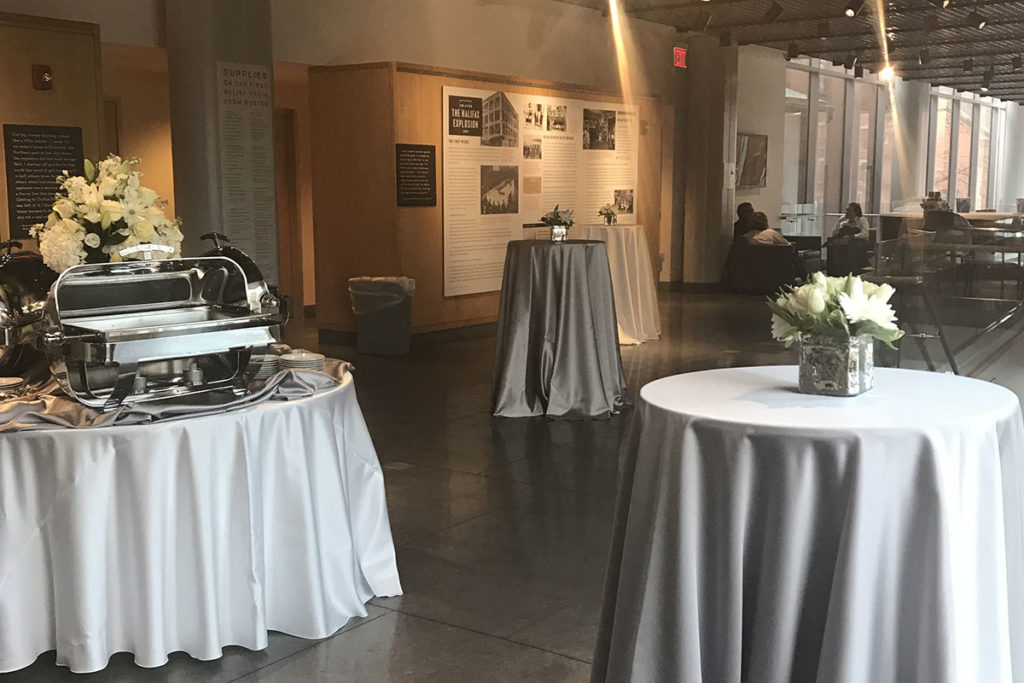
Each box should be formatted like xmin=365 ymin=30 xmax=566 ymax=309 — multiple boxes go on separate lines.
xmin=348 ymin=276 xmax=416 ymax=355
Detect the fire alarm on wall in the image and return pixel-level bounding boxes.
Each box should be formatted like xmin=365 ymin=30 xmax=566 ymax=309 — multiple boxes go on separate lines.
xmin=32 ymin=65 xmax=53 ymax=90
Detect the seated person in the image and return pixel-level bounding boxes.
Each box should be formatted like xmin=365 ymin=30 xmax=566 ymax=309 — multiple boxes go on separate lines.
xmin=741 ymin=212 xmax=791 ymax=245
xmin=733 ymin=202 xmax=755 ymax=241
xmin=828 ymin=202 xmax=870 ymax=243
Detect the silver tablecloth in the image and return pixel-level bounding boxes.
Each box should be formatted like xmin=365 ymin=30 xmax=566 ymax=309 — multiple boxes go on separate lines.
xmin=491 ymin=240 xmax=626 ymax=418
xmin=593 ymin=366 xmax=1024 ymax=683
xmin=0 ymin=363 xmax=402 ymax=674
xmin=573 ymin=225 xmax=661 ymax=345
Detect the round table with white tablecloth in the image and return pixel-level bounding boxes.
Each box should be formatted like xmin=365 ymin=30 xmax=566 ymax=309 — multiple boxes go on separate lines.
xmin=573 ymin=224 xmax=660 ymax=345
xmin=593 ymin=365 xmax=1024 ymax=683
xmin=0 ymin=369 xmax=402 ymax=674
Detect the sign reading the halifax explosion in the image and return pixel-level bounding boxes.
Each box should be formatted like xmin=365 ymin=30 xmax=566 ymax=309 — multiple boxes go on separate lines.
xmin=441 ymin=86 xmax=639 ymax=297
xmin=3 ymin=124 xmax=83 ymax=239
xmin=216 ymin=62 xmax=278 ymax=285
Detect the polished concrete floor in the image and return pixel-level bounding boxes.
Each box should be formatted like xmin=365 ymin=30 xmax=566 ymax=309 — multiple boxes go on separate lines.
xmin=6 ymin=290 xmax=1024 ymax=682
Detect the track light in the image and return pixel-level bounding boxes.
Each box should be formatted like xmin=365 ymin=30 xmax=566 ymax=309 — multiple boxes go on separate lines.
xmin=818 ymin=20 xmax=831 ymax=38
xmin=854 ymin=65 xmax=864 ymax=78
xmin=786 ymin=42 xmax=800 ymax=60
xmin=719 ymin=30 xmax=732 ymax=47
xmin=763 ymin=2 xmax=783 ymax=24
xmin=844 ymin=0 xmax=865 ymax=17
xmin=693 ymin=10 xmax=712 ymax=31
xmin=1013 ymin=55 xmax=1023 ymax=72
xmin=927 ymin=0 xmax=950 ymax=7
xmin=919 ymin=48 xmax=931 ymax=65
xmin=924 ymin=15 xmax=939 ymax=33
xmin=966 ymin=11 xmax=987 ymax=29
xmin=844 ymin=54 xmax=858 ymax=70
xmin=964 ymin=58 xmax=973 ymax=73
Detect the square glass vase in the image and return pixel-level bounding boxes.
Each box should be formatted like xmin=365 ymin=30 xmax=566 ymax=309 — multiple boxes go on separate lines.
xmin=798 ymin=333 xmax=874 ymax=397
xmin=550 ymin=225 xmax=568 ymax=242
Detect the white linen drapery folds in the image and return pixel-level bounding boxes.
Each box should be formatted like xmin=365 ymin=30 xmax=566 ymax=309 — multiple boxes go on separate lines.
xmin=574 ymin=225 xmax=661 ymax=345
xmin=593 ymin=366 xmax=1024 ymax=683
xmin=0 ymin=373 xmax=402 ymax=674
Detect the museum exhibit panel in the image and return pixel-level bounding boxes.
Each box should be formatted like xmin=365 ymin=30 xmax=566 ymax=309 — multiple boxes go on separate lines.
xmin=2 ymin=0 xmax=1024 ymax=680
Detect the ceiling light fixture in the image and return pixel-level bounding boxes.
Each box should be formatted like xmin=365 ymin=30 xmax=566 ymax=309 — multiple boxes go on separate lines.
xmin=763 ymin=2 xmax=783 ymax=24
xmin=1013 ymin=55 xmax=1023 ymax=72
xmin=919 ymin=48 xmax=931 ymax=65
xmin=879 ymin=65 xmax=895 ymax=81
xmin=927 ymin=0 xmax=950 ymax=7
xmin=845 ymin=0 xmax=865 ymax=17
xmin=964 ymin=57 xmax=973 ymax=73
xmin=966 ymin=11 xmax=987 ymax=29
xmin=694 ymin=9 xmax=712 ymax=31
xmin=844 ymin=54 xmax=858 ymax=70
xmin=818 ymin=20 xmax=831 ymax=38
xmin=854 ymin=65 xmax=865 ymax=78
xmin=787 ymin=42 xmax=800 ymax=60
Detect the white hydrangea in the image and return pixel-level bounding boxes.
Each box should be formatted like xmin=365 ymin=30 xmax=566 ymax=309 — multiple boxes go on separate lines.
xmin=39 ymin=218 xmax=87 ymax=272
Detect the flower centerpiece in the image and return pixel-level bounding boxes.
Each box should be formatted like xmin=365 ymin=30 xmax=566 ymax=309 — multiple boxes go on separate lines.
xmin=29 ymin=155 xmax=183 ymax=273
xmin=598 ymin=203 xmax=618 ymax=225
xmin=541 ymin=205 xmax=574 ymax=243
xmin=768 ymin=272 xmax=904 ymax=396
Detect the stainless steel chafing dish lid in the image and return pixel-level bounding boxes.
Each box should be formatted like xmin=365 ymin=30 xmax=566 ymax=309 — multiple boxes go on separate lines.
xmin=44 ymin=256 xmax=280 ymax=361
xmin=0 ymin=241 xmax=57 ymax=346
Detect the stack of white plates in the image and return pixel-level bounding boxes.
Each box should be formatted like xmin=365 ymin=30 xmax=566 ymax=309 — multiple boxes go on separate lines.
xmin=280 ymin=351 xmax=326 ymax=372
xmin=0 ymin=376 xmax=26 ymax=399
xmin=252 ymin=355 xmax=280 ymax=381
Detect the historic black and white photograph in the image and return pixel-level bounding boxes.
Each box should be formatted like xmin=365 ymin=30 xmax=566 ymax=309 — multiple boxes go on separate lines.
xmin=481 ymin=91 xmax=519 ymax=147
xmin=524 ymin=102 xmax=544 ymax=129
xmin=523 ymin=137 xmax=542 ymax=160
xmin=614 ymin=188 xmax=634 ymax=214
xmin=546 ymin=104 xmax=567 ymax=132
xmin=582 ymin=108 xmax=616 ymax=150
xmin=480 ymin=165 xmax=519 ymax=214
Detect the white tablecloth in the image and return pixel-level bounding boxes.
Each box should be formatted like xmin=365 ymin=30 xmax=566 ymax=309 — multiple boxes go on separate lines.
xmin=573 ymin=225 xmax=660 ymax=345
xmin=594 ymin=366 xmax=1024 ymax=683
xmin=0 ymin=371 xmax=402 ymax=674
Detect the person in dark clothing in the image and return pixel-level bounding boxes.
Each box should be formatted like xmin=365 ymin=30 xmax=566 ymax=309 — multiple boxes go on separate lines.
xmin=733 ymin=202 xmax=755 ymax=241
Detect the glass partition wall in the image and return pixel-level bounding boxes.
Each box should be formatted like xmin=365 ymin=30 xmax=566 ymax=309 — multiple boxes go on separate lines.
xmin=781 ymin=60 xmax=1007 ymax=238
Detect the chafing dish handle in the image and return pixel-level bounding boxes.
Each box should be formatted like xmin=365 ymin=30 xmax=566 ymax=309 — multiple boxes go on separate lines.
xmin=0 ymin=240 xmax=23 ymax=254
xmin=201 ymin=232 xmax=231 ymax=248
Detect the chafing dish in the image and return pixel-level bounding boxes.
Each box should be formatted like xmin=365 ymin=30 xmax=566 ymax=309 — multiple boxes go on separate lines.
xmin=200 ymin=232 xmax=289 ymax=321
xmin=41 ymin=255 xmax=283 ymax=410
xmin=0 ymin=241 xmax=57 ymax=375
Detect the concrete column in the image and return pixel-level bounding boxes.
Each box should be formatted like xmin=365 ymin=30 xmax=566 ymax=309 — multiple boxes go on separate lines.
xmin=165 ymin=0 xmax=279 ymax=284
xmin=682 ymin=35 xmax=738 ymax=283
xmin=889 ymin=79 xmax=930 ymax=210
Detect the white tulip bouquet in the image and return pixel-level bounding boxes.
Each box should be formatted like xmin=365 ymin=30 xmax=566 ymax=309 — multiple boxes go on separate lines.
xmin=29 ymin=155 xmax=183 ymax=273
xmin=768 ymin=272 xmax=905 ymax=348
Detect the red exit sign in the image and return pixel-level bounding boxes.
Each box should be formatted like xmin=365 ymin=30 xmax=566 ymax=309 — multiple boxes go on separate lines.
xmin=673 ymin=47 xmax=687 ymax=69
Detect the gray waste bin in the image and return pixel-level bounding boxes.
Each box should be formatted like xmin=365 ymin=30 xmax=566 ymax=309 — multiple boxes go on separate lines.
xmin=348 ymin=276 xmax=416 ymax=355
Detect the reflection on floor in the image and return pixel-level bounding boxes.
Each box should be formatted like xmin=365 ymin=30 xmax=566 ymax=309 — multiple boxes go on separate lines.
xmin=7 ymin=291 xmax=1023 ymax=682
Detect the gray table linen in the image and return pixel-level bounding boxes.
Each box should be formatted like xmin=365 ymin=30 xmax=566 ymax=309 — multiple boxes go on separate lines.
xmin=491 ymin=240 xmax=626 ymax=418
xmin=0 ymin=360 xmax=348 ymax=431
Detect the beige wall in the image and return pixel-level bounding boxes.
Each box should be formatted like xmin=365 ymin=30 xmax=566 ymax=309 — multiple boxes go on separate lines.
xmin=311 ymin=62 xmax=670 ymax=334
xmin=101 ymin=43 xmax=175 ymax=218
xmin=0 ymin=13 xmax=103 ymax=242
xmin=735 ymin=46 xmax=786 ymax=228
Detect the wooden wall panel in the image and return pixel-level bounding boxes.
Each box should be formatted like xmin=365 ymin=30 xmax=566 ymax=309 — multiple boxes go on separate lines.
xmin=0 ymin=13 xmax=103 ymax=242
xmin=309 ymin=64 xmax=398 ymax=330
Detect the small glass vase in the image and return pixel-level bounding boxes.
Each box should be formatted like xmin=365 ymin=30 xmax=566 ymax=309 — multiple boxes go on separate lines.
xmin=602 ymin=214 xmax=617 ymax=225
xmin=550 ymin=225 xmax=568 ymax=242
xmin=798 ymin=333 xmax=874 ymax=397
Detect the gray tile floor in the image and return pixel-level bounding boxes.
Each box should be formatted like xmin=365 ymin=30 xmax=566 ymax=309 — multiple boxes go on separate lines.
xmin=6 ymin=291 xmax=1023 ymax=682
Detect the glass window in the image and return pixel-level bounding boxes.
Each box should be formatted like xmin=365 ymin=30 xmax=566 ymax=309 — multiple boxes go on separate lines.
xmin=880 ymin=95 xmax=893 ymax=213
xmin=782 ymin=69 xmax=810 ymax=206
xmin=932 ymin=97 xmax=952 ymax=200
xmin=851 ymin=82 xmax=877 ymax=210
xmin=975 ymin=106 xmax=992 ymax=209
xmin=815 ymin=75 xmax=845 ymax=213
xmin=956 ymin=102 xmax=973 ymax=205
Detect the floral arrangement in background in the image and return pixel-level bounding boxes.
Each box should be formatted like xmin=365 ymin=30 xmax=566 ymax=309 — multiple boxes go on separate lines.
xmin=768 ymin=273 xmax=904 ymax=347
xmin=540 ymin=205 xmax=574 ymax=228
xmin=598 ymin=203 xmax=617 ymax=218
xmin=30 ymin=155 xmax=183 ymax=273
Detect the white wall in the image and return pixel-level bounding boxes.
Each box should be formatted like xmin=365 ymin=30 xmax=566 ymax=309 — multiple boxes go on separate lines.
xmin=735 ymin=46 xmax=786 ymax=226
xmin=998 ymin=102 xmax=1024 ymax=210
xmin=270 ymin=0 xmax=678 ymax=99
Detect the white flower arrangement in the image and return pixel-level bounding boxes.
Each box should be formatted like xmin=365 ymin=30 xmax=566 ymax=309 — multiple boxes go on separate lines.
xmin=29 ymin=155 xmax=183 ymax=273
xmin=768 ymin=272 xmax=905 ymax=347
xmin=598 ymin=203 xmax=617 ymax=217
xmin=540 ymin=205 xmax=574 ymax=228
